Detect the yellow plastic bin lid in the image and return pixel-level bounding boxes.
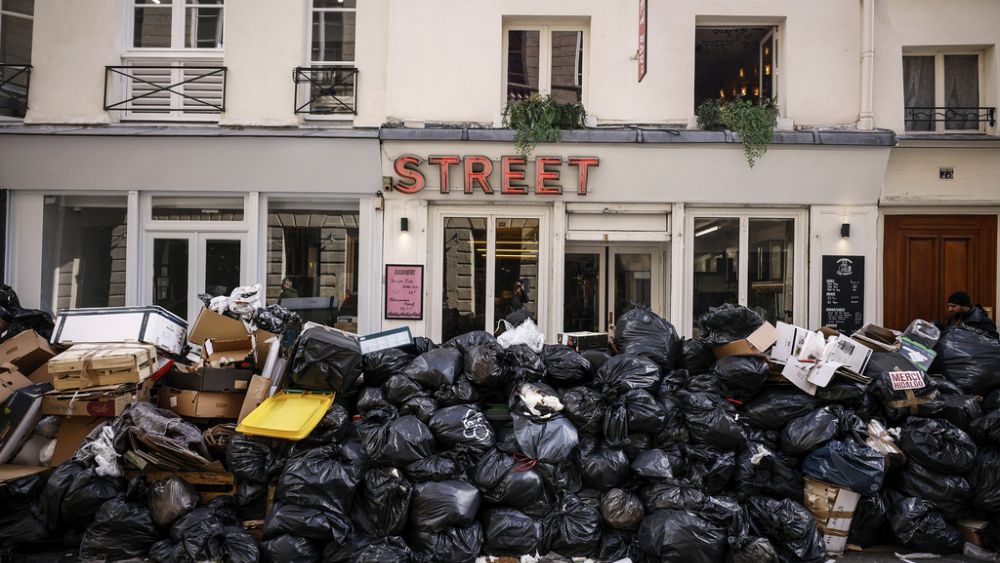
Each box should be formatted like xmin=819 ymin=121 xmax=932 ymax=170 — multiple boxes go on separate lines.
xmin=236 ymin=390 xmax=334 ymax=440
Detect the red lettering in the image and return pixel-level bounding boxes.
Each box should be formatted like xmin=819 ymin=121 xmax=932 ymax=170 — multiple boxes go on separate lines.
xmin=568 ymin=157 xmax=599 ymax=195
xmin=535 ymin=157 xmax=562 ymax=195
xmin=464 ymin=155 xmax=494 ymax=194
xmin=501 ymin=156 xmax=528 ymax=194
xmin=393 ymin=155 xmax=425 ymax=194
xmin=428 ymin=155 xmax=460 ymax=194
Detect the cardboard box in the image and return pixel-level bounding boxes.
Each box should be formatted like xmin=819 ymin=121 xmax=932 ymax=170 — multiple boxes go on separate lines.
xmin=851 ymin=323 xmax=900 ymax=353
xmin=164 ymin=365 xmax=252 ymax=394
xmin=28 ymin=363 xmax=51 ymax=385
xmin=49 ymin=343 xmax=157 ymax=391
xmin=714 ymin=322 xmax=780 ymax=358
xmin=0 ymin=364 xmax=33 ymax=404
xmin=0 ymin=330 xmax=57 ymax=374
xmin=52 ymin=306 xmax=188 ymax=356
xmin=957 ymin=518 xmax=990 ymax=547
xmin=238 ymin=375 xmax=272 ymax=424
xmin=203 ymin=337 xmax=254 ymax=369
xmin=42 ymin=381 xmax=149 ymax=417
xmin=188 ymin=307 xmax=250 ymax=346
xmin=51 ymin=416 xmax=106 ymax=467
xmin=0 ymin=383 xmax=53 ymax=464
xmin=803 ymin=477 xmax=861 ymax=555
xmin=556 ymin=331 xmax=609 ymax=352
xmin=158 ymin=387 xmax=244 ymax=419
xmin=0 ymin=464 xmax=51 ymax=483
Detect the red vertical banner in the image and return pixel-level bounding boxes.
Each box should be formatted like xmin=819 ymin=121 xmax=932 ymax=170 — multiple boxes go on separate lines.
xmin=638 ymin=0 xmax=648 ymax=82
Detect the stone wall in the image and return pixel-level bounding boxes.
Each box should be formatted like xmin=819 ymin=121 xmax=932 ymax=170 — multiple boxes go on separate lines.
xmin=265 ymin=211 xmax=359 ymax=303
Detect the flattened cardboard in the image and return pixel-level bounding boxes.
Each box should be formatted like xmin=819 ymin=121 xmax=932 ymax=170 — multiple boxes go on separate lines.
xmin=771 ymin=322 xmax=808 ymax=363
xmin=188 ymin=308 xmax=250 ymax=345
xmin=803 ymin=477 xmax=860 ymax=555
xmin=158 ymin=387 xmax=244 ymax=419
xmin=238 ymin=375 xmax=272 ymax=424
xmin=823 ymin=334 xmax=873 ymax=374
xmin=0 ymin=464 xmax=51 ymax=483
xmin=51 ymin=416 xmax=105 ymax=467
xmin=781 ymin=359 xmax=818 ymax=395
xmin=713 ymin=322 xmax=779 ymax=358
xmin=42 ymin=382 xmax=149 ymax=417
xmin=0 ymin=330 xmax=57 ymax=374
xmin=0 ymin=364 xmax=33 ymax=404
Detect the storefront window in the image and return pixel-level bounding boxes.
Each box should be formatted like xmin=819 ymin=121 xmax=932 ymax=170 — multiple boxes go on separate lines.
xmin=443 ymin=217 xmax=487 ymax=342
xmin=493 ymin=218 xmax=539 ymax=323
xmin=564 ymin=252 xmax=600 ymax=332
xmin=41 ymin=195 xmax=128 ymax=313
xmin=151 ymin=195 xmax=244 ymax=221
xmin=153 ymin=238 xmax=189 ymax=319
xmin=266 ymin=198 xmax=359 ymax=332
xmin=692 ymin=217 xmax=740 ymax=324
xmin=748 ymin=218 xmax=794 ymax=325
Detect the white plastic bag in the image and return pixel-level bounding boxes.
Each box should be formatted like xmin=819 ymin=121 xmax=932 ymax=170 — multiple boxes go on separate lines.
xmin=76 ymin=425 xmax=122 ymax=478
xmin=496 ymin=318 xmax=545 ymax=353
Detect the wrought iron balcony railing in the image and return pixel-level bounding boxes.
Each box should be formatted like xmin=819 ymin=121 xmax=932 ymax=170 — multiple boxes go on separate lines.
xmin=905 ymin=106 xmax=996 ymax=131
xmin=293 ymin=66 xmax=358 ymax=115
xmin=0 ymin=64 xmax=32 ymax=118
xmin=105 ymin=65 xmax=227 ymax=116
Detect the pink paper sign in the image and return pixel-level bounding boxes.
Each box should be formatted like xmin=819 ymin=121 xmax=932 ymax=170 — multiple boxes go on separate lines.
xmin=385 ymin=264 xmax=424 ymax=320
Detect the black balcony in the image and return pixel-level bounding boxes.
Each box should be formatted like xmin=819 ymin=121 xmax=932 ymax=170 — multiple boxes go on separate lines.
xmin=293 ymin=66 xmax=358 ymax=115
xmin=0 ymin=64 xmax=32 ymax=118
xmin=905 ymin=106 xmax=996 ymax=131
xmin=104 ymin=65 xmax=227 ymax=115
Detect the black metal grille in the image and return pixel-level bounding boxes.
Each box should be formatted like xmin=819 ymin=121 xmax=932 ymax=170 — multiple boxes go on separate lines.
xmin=293 ymin=66 xmax=358 ymax=115
xmin=904 ymin=106 xmax=996 ymax=130
xmin=104 ymin=65 xmax=227 ymax=114
xmin=0 ymin=64 xmax=32 ymax=118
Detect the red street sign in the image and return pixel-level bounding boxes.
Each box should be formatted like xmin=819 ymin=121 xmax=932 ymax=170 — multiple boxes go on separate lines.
xmin=638 ymin=0 xmax=648 ymax=82
xmin=393 ymin=155 xmax=599 ymax=196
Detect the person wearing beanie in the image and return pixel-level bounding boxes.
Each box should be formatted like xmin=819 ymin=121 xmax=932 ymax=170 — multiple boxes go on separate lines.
xmin=943 ymin=290 xmax=998 ymax=339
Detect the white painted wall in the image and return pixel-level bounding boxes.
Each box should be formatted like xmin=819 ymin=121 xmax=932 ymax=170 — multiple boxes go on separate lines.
xmin=381 ymin=198 xmax=429 ymax=336
xmin=884 ymin=144 xmax=1000 ymax=205
xmin=809 ymin=205 xmax=879 ymax=329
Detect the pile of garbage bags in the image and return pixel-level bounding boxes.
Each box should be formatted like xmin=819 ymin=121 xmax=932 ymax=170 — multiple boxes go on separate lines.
xmin=6 ymin=303 xmax=1000 ymax=562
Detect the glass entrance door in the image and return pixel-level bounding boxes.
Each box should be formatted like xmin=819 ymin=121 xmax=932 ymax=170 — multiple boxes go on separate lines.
xmin=146 ymin=232 xmax=246 ymax=322
xmin=564 ymin=244 xmax=664 ymax=333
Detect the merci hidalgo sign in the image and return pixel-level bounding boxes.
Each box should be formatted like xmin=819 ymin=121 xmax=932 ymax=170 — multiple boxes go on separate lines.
xmin=392 ymin=155 xmax=600 ymax=196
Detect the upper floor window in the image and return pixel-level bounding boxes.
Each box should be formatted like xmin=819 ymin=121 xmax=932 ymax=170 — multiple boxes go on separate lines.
xmin=904 ymin=52 xmax=986 ymax=132
xmin=311 ymin=0 xmax=356 ymax=66
xmin=694 ymin=26 xmax=777 ymax=110
xmin=132 ymin=0 xmax=224 ymax=50
xmin=504 ymin=26 xmax=585 ymax=104
xmin=0 ymin=0 xmax=33 ymax=118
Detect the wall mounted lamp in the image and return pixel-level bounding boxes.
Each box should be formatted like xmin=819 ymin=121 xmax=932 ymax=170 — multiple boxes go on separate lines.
xmin=840 ymin=223 xmax=851 ymax=238
xmin=401 ymin=217 xmax=409 ymax=232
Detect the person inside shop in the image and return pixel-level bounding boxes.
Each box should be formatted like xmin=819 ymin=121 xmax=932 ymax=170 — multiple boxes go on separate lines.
xmin=279 ymin=277 xmax=299 ymax=299
xmin=940 ymin=290 xmax=998 ymax=339
xmin=503 ymin=279 xmax=533 ymax=326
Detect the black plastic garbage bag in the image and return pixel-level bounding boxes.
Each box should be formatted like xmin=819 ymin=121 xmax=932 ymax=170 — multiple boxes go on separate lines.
xmin=383 ymin=374 xmax=427 ymax=405
xmin=428 ymin=404 xmax=495 ymax=450
xmin=352 ymin=466 xmax=412 ymax=538
xmin=935 ymin=325 xmax=1000 ymax=395
xmin=576 ymin=439 xmax=630 ymax=489
xmin=404 ymin=446 xmax=476 ymax=483
xmin=237 ymin=480 xmax=269 ymax=520
xmin=971 ymin=410 xmax=1000 ymax=446
xmin=464 ymin=342 xmax=506 ymax=387
xmin=0 ymin=283 xmax=20 ymax=320
xmin=614 ymin=307 xmax=681 ymax=370
xmin=276 ymin=444 xmax=361 ymax=515
xmin=638 ymin=508 xmax=727 ymax=563
xmin=287 ymin=324 xmax=363 ymax=392
xmin=714 ymin=355 xmax=769 ymax=401
xmin=686 ymin=446 xmax=737 ymax=494
xmin=631 ymin=448 xmax=675 ymax=480
xmin=408 ymin=480 xmax=481 ymax=532
xmin=149 ymin=539 xmax=183 ymax=563
xmin=595 ymin=354 xmax=661 ymax=395
xmin=505 ymin=344 xmax=545 ymax=384
xmin=848 ymin=493 xmax=888 ymax=548
xmin=600 ymin=488 xmax=644 ymax=530
xmin=405 ymin=348 xmax=463 ymax=390
xmin=511 ymin=412 xmax=579 ymax=464
xmin=899 ymin=416 xmax=977 ymax=474
xmin=261 ymin=534 xmax=322 ymax=563
xmin=653 ymin=395 xmax=690 ymax=446
xmin=359 ymin=409 xmax=437 ymax=466
xmin=729 ymin=537 xmax=780 ymax=563
xmin=59 ymin=467 xmax=126 ymax=527
xmin=697 ymin=304 xmax=764 ymax=345
xmin=735 ymin=442 xmax=804 ymax=503
xmin=970 ymin=448 xmax=1000 ymax=513
xmin=325 ymin=535 xmax=413 ymax=562
xmin=680 ymin=391 xmax=746 ymax=450
xmin=40 ymin=460 xmax=85 ymax=532
xmin=887 ymin=495 xmax=964 ymax=554
xmin=542 ymin=344 xmax=591 ymax=384
xmin=561 ymin=386 xmax=605 ymax=434
xmin=0 ymin=475 xmax=47 ymax=546
xmin=358 ymin=386 xmax=392 ymax=414
xmin=4 ymin=309 xmax=54 ymax=342
xmin=433 ymin=375 xmax=481 ymax=407
xmin=747 ymin=496 xmax=825 ymax=563
xmin=362 ymin=348 xmax=414 ymax=387
xmin=582 ymin=350 xmax=611 ymax=374
xmin=79 ymin=478 xmax=160 ymax=561
xmin=400 ymin=396 xmax=437 ymax=422
xmin=409 ymin=523 xmax=484 ymax=563
xmin=264 ymin=501 xmax=352 ymax=542
xmin=779 ymin=408 xmax=839 ymax=455
xmin=867 ymin=352 xmax=941 ymax=422
xmin=802 ymin=438 xmax=885 ymax=495
xmin=442 ymin=330 xmax=496 ymax=354
xmin=227 ymin=434 xmax=281 ymax=483
xmin=742 ymin=387 xmax=819 ymax=431
xmin=918 ymin=393 xmax=983 ymax=432
xmin=410 ymin=336 xmax=437 ymax=354
xmin=149 ymin=476 xmax=199 ymax=527
xmin=471 ymin=448 xmax=546 ymax=511
xmin=305 ymin=403 xmax=351 ymax=445
xmin=181 ymin=519 xmax=260 ymax=563
xmin=641 ymin=477 xmax=706 ymax=511
xmin=682 ymin=338 xmax=717 ymax=374
xmin=595 ymin=528 xmax=642 ymax=562
xmin=622 ymin=432 xmax=653 ymax=460
xmin=542 ymin=492 xmax=602 ymax=557
xmin=900 ymin=461 xmax=971 ymax=520
xmin=482 ymin=508 xmax=542 ymax=555
xmin=623 ymin=388 xmax=667 ymax=433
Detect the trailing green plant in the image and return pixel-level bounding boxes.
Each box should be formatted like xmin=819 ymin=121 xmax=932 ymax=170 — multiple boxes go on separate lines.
xmin=719 ymin=98 xmax=778 ymax=168
xmin=503 ymin=94 xmax=587 ymax=156
xmin=695 ymin=98 xmax=724 ymax=131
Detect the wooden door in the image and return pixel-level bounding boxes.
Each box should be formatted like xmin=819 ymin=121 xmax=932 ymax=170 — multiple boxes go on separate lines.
xmin=884 ymin=215 xmax=997 ymax=330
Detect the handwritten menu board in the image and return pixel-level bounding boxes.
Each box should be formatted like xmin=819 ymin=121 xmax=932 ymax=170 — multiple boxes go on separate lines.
xmin=385 ymin=264 xmax=424 ymax=320
xmin=822 ymin=255 xmax=865 ymax=334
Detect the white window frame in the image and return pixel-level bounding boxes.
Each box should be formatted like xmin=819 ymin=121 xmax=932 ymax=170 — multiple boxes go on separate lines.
xmin=903 ymin=50 xmax=986 ymax=134
xmin=429 ymin=205 xmax=551 ymax=343
xmin=125 ymin=0 xmax=225 ymax=54
xmin=501 ymin=24 xmax=589 ymax=109
xmin=303 ymin=0 xmax=357 ymax=121
xmin=684 ymin=208 xmax=808 ymax=333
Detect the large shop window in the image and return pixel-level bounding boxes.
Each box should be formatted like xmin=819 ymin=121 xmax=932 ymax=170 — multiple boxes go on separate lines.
xmin=691 ymin=215 xmax=796 ymax=332
xmin=903 ymin=52 xmax=985 ymax=132
xmin=41 ymin=196 xmax=128 ymax=313
xmin=505 ymin=25 xmax=585 ymax=104
xmin=694 ymin=26 xmax=777 ymax=109
xmin=0 ymin=0 xmax=33 ymax=118
xmin=266 ymin=199 xmax=359 ymax=333
xmin=440 ymin=215 xmax=542 ymax=343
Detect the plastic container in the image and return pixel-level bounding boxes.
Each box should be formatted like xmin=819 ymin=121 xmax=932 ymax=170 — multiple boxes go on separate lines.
xmin=236 ymin=390 xmax=334 ymax=440
xmin=903 ymin=319 xmax=941 ymax=349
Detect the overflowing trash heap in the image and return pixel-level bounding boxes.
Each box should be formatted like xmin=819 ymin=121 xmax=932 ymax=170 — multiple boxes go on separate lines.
xmin=4 ymin=287 xmax=1000 ymax=562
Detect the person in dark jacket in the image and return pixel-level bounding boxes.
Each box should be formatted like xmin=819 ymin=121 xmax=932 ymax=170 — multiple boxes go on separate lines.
xmin=944 ymin=291 xmax=999 ymax=339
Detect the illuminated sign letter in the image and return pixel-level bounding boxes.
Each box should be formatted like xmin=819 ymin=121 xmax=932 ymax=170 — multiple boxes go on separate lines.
xmin=535 ymin=157 xmax=563 ymax=195
xmin=428 ymin=155 xmax=460 ymax=194
xmin=501 ymin=156 xmax=528 ymax=194
xmin=393 ymin=155 xmax=425 ymax=194
xmin=464 ymin=156 xmax=494 ymax=194
xmin=568 ymin=157 xmax=600 ymax=195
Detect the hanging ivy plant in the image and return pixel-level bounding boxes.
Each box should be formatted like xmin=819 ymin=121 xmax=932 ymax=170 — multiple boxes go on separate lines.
xmin=503 ymin=94 xmax=587 ymax=157
xmin=719 ymin=98 xmax=779 ymax=168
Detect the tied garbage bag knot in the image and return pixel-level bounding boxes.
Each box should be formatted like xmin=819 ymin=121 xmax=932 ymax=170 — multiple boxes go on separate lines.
xmin=513 ymin=452 xmax=539 ymax=472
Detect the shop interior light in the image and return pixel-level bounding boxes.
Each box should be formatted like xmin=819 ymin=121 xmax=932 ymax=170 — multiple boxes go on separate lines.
xmin=695 ymin=225 xmax=720 ymax=237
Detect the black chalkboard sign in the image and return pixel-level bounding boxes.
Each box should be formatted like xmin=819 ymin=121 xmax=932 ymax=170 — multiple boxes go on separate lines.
xmin=822 ymin=255 xmax=865 ymax=334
